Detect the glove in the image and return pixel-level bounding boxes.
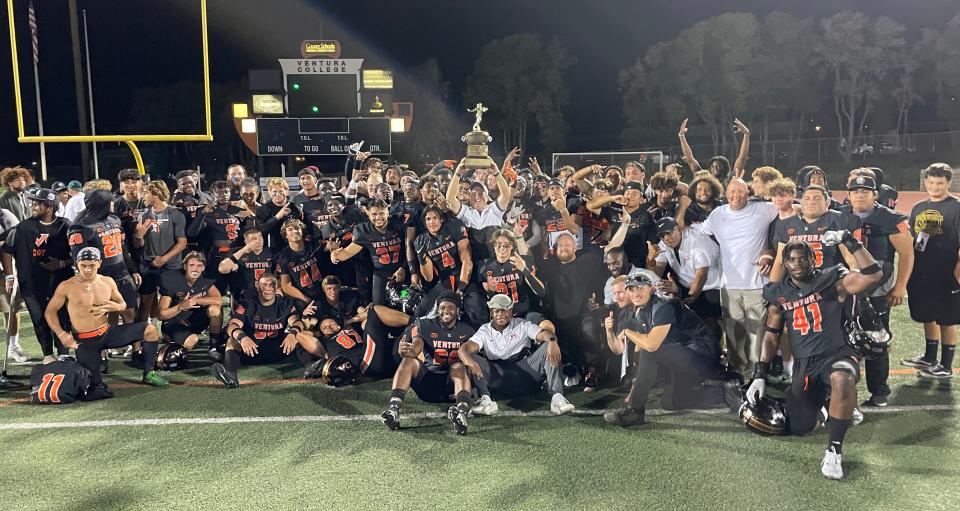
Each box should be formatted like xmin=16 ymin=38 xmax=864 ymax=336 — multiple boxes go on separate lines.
xmin=822 ymin=230 xmax=847 ymax=247
xmin=506 ymin=204 xmax=526 ymax=226
xmin=745 ymin=378 xmax=766 ymax=405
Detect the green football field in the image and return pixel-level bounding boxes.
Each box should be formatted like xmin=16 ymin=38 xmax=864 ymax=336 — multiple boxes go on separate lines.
xmin=1 ymin=303 xmax=958 ymax=511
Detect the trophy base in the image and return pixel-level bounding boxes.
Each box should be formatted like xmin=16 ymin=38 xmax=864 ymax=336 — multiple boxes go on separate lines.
xmin=463 ymin=156 xmax=493 ymax=168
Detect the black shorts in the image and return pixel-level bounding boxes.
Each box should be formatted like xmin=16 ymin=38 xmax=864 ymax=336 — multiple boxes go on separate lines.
xmin=161 ymin=312 xmax=211 ymax=346
xmin=688 ymin=289 xmax=722 ymax=319
xmin=139 ymin=267 xmax=172 ymax=295
xmin=115 ymin=276 xmax=139 ymax=310
xmin=238 ymin=340 xmax=289 ymax=365
xmin=411 ymin=364 xmax=455 ymax=403
xmin=75 ymin=322 xmax=148 ymax=349
xmin=786 ymin=348 xmax=861 ymax=436
xmin=907 ymin=276 xmax=960 ymax=325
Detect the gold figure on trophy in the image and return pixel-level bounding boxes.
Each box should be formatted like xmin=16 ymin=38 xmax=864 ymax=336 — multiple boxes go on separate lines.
xmin=463 ymin=103 xmax=493 ymax=168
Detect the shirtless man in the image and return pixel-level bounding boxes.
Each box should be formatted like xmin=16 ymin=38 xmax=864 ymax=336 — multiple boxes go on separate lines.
xmin=44 ymin=247 xmax=168 ymax=399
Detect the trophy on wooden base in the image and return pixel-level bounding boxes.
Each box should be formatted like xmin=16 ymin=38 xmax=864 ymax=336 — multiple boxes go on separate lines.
xmin=462 ymin=103 xmax=493 ymax=168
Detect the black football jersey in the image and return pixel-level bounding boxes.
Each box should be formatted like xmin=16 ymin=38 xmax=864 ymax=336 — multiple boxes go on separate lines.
xmin=414 ymin=220 xmax=468 ymax=286
xmin=353 ymin=217 xmax=406 ymax=273
xmin=275 ymin=242 xmax=325 ymax=299
xmin=300 ymin=197 xmax=328 ymax=240
xmin=159 ymin=272 xmax=218 ymax=322
xmin=838 ymin=204 xmax=907 ymax=265
xmin=412 ymin=317 xmax=475 ymax=370
xmin=190 ymin=206 xmax=245 ymax=245
xmin=30 ymin=358 xmax=92 ymax=404
xmin=537 ymin=202 xmax=575 ymax=235
xmin=233 ymin=247 xmax=275 ymax=290
xmin=477 ymin=255 xmax=538 ymax=309
xmin=392 ymin=200 xmax=426 ymax=232
xmin=763 ymin=265 xmax=848 ymax=359
xmin=233 ymin=295 xmax=297 ymax=343
xmin=172 ymin=191 xmax=212 ymax=225
xmin=773 ymin=211 xmax=861 ymax=269
xmin=320 ymin=207 xmax=365 ymax=249
xmin=322 ymin=326 xmax=366 ymax=364
xmin=608 ymin=206 xmax=656 ymax=267
xmin=67 ymin=215 xmax=131 ymax=280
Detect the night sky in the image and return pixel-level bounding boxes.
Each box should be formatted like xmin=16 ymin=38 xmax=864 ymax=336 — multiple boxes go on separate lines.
xmin=2 ymin=0 xmax=958 ymax=170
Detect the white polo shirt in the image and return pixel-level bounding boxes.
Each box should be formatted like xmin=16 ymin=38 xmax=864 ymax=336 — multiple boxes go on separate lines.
xmin=469 ymin=318 xmax=542 ymax=360
xmin=456 ymin=201 xmax=505 ymax=230
xmin=701 ymin=200 xmax=777 ymax=289
xmin=654 ymin=223 xmax=722 ymax=291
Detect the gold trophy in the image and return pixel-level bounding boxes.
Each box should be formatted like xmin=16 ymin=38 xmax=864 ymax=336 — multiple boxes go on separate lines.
xmin=462 ymin=103 xmax=494 ymax=168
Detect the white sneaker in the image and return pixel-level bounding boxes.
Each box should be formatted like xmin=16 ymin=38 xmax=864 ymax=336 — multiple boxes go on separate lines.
xmin=7 ymin=343 xmax=28 ymax=363
xmin=852 ymin=407 xmax=864 ymax=426
xmin=42 ymin=355 xmax=57 ymax=364
xmin=470 ymin=395 xmax=500 ymax=416
xmin=821 ymin=450 xmax=843 ymax=480
xmin=550 ymin=393 xmax=575 ymax=415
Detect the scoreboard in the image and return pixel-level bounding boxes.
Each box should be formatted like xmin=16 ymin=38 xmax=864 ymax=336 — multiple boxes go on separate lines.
xmin=256 ymin=117 xmax=391 ymax=156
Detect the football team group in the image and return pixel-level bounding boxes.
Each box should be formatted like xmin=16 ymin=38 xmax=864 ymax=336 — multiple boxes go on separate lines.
xmin=1 ymin=120 xmax=958 ymax=480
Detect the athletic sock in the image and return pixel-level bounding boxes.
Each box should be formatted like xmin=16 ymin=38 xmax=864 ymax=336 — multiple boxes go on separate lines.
xmin=455 ymin=390 xmax=471 ymax=412
xmin=224 ymin=349 xmax=240 ymax=373
xmin=924 ymin=339 xmax=940 ymax=363
xmin=827 ymin=417 xmax=852 ymax=455
xmin=390 ymin=388 xmax=406 ymax=403
xmin=941 ymin=344 xmax=956 ymax=371
xmin=141 ymin=341 xmax=158 ymax=377
xmin=8 ymin=334 xmax=19 ymax=347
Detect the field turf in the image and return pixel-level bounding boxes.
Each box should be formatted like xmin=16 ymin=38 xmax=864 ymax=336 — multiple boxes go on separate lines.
xmin=1 ymin=302 xmax=958 ymax=511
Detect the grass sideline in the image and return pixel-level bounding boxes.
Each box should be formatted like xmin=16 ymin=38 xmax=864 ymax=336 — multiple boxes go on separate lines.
xmin=1 ymin=302 xmax=958 ymax=510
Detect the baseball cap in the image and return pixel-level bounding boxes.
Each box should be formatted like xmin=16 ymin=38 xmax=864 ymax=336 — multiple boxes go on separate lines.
xmin=547 ymin=178 xmax=563 ymax=188
xmin=67 ymin=180 xmax=83 ymax=191
xmin=623 ymin=181 xmax=644 ymax=193
xmin=486 ymin=294 xmax=514 ymax=310
xmin=656 ymin=216 xmax=679 ymax=237
xmin=847 ymin=175 xmax=877 ymax=192
xmin=51 ymin=181 xmax=67 ymax=193
xmin=624 ymin=272 xmax=656 ymax=288
xmin=468 ymin=180 xmax=488 ymax=195
xmin=298 ymin=166 xmax=319 ymax=178
xmin=26 ymin=187 xmax=58 ymax=203
xmin=324 ymin=193 xmax=345 ymax=206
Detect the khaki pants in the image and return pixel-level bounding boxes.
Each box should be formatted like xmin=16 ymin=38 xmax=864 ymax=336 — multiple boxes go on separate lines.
xmin=720 ymin=288 xmax=765 ymax=377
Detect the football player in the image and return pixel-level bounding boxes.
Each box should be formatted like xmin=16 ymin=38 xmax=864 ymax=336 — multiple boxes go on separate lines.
xmin=211 ymin=272 xmax=324 ymax=389
xmin=331 ymin=199 xmax=407 ymax=306
xmin=157 ymin=251 xmax=224 ymax=352
xmin=381 ymin=292 xmax=475 ymax=435
xmin=304 ymin=304 xmax=413 ymax=381
xmin=746 ymin=236 xmax=882 ymax=479
xmin=218 ymin=229 xmax=275 ymax=304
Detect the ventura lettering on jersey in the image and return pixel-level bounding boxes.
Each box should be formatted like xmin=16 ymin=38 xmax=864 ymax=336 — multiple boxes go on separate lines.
xmin=426 ymin=241 xmax=456 ymax=258
xmin=371 ymin=237 xmax=400 ymax=249
xmin=779 ymin=292 xmax=822 ymax=311
xmin=433 ymin=340 xmax=463 ymax=350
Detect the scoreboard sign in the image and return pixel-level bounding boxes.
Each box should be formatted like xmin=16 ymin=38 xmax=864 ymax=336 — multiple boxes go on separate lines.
xmin=256 ymin=117 xmax=391 ymax=156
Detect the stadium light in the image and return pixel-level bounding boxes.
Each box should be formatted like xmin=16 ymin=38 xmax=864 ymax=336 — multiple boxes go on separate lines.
xmin=233 ymin=103 xmax=249 ymax=118
xmin=241 ymin=118 xmax=257 ymax=134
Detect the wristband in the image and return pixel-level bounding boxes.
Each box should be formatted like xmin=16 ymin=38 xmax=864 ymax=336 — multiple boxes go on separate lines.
xmin=764 ymin=325 xmax=783 ymax=335
xmin=752 ymin=361 xmax=770 ymax=380
xmin=4 ymin=275 xmax=14 ymax=282
xmin=841 ymin=232 xmax=864 ymax=253
xmin=227 ymin=254 xmax=239 ymax=264
xmin=288 ymin=326 xmax=302 ymax=335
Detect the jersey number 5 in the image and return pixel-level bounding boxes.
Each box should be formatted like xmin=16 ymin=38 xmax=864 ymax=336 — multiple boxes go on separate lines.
xmin=791 ymin=303 xmax=823 ymax=336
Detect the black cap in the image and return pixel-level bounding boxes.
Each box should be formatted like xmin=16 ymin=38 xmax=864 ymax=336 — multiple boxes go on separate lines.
xmin=298 ymin=166 xmax=319 ymax=178
xmin=324 ymin=193 xmax=345 ymax=206
xmin=51 ymin=181 xmax=67 ymax=193
xmin=547 ymin=178 xmax=563 ymax=188
xmin=847 ymin=175 xmax=877 ymax=192
xmin=623 ymin=181 xmax=644 ymax=193
xmin=656 ymin=216 xmax=679 ymax=236
xmin=76 ymin=247 xmax=102 ymax=262
xmin=26 ymin=187 xmax=58 ymax=203
xmin=624 ymin=272 xmax=656 ymax=288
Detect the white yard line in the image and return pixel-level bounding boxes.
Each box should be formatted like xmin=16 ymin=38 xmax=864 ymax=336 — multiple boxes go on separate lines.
xmin=0 ymin=403 xmax=955 ymax=431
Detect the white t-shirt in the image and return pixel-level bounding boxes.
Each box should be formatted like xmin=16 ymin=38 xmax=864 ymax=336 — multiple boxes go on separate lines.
xmin=654 ymin=224 xmax=722 ymax=291
xmin=456 ymin=201 xmax=505 ymax=230
xmin=701 ymin=201 xmax=777 ymax=290
xmin=469 ymin=318 xmax=542 ymax=360
xmin=63 ymin=192 xmax=86 ymax=222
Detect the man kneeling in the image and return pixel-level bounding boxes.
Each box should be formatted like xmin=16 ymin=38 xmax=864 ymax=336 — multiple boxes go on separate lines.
xmin=45 ymin=247 xmax=168 ymax=399
xmin=211 ymin=272 xmax=324 ymax=388
xmin=458 ymin=294 xmax=575 ymax=416
xmin=156 ymin=251 xmax=224 ymax=352
xmin=381 ymin=292 xmax=474 ymax=435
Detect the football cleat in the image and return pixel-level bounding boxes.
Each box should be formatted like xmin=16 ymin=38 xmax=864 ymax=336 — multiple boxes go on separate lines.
xmin=470 ymin=395 xmax=500 ymax=416
xmin=550 ymin=393 xmax=575 ymax=415
xmin=381 ymin=399 xmax=402 ymax=430
xmin=141 ymin=370 xmax=169 ymax=387
xmin=900 ymin=355 xmax=934 ymax=369
xmin=917 ymin=363 xmax=953 ymax=380
xmin=447 ymin=405 xmax=469 ymax=435
xmin=211 ymin=363 xmax=239 ymax=389
xmin=852 ymin=407 xmax=864 ymax=426
xmin=603 ymin=407 xmax=646 ymax=427
xmin=821 ymin=449 xmax=843 ymax=480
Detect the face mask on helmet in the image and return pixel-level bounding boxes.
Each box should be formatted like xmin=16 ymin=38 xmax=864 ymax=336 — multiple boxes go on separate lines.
xmin=156 ymin=343 xmax=189 ymax=371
